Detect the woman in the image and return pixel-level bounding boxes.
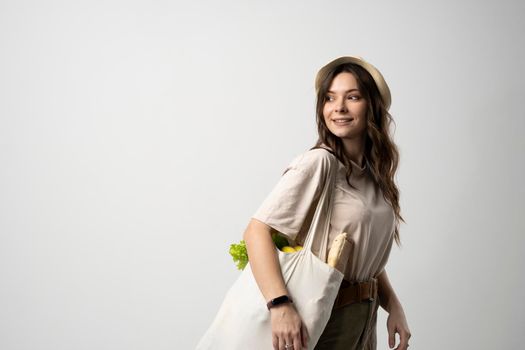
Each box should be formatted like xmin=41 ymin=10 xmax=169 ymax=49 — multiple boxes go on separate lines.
xmin=243 ymin=56 xmax=411 ymax=350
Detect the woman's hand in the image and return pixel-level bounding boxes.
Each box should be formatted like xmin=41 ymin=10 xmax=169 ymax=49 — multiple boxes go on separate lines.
xmin=376 ymin=269 xmax=411 ymax=349
xmin=386 ymin=303 xmax=411 ymax=349
xmin=270 ymin=303 xmax=309 ymax=350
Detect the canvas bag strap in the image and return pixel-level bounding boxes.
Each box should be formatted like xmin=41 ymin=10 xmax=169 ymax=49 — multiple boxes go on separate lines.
xmin=302 ymin=153 xmax=337 ymax=262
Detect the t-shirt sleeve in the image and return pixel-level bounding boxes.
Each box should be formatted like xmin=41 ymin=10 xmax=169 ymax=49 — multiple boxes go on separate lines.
xmin=251 ymin=149 xmax=333 ymax=243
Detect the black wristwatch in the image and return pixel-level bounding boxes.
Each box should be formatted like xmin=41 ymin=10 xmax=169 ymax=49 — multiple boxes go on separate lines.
xmin=266 ymin=295 xmax=293 ymax=310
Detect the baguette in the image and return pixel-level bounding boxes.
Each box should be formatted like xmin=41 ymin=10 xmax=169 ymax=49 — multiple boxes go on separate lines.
xmin=327 ymin=232 xmax=352 ymax=273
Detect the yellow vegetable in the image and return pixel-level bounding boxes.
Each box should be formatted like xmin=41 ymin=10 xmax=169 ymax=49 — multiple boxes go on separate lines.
xmin=294 ymin=246 xmax=303 ymax=251
xmin=281 ymin=246 xmax=296 ymax=253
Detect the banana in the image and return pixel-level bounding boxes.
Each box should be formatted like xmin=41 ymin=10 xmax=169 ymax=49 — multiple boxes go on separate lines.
xmin=327 ymin=232 xmax=352 ymax=273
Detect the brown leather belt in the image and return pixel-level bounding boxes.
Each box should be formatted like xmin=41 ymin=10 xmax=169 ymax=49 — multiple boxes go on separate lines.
xmin=332 ymin=277 xmax=378 ymax=310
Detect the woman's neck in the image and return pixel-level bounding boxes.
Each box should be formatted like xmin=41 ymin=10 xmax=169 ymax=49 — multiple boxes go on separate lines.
xmin=341 ymin=138 xmax=365 ymax=168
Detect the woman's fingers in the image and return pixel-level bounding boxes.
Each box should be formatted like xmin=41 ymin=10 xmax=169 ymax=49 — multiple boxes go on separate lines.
xmin=301 ymin=322 xmax=309 ymax=349
xmin=272 ymin=334 xmax=279 ymax=350
xmin=388 ymin=325 xmax=396 ymax=348
xmin=277 ymin=336 xmax=284 ymax=350
xmin=281 ymin=330 xmax=300 ymax=350
xmin=396 ymin=329 xmax=411 ymax=350
xmin=274 ymin=329 xmax=302 ymax=350
xmin=293 ymin=338 xmax=301 ymax=350
xmin=389 ymin=327 xmax=411 ymax=350
xmin=280 ymin=335 xmax=293 ymax=350
xmin=293 ymin=330 xmax=303 ymax=350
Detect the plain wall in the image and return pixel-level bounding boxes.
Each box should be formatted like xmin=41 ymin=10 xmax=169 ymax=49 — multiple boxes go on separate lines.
xmin=1 ymin=0 xmax=524 ymax=349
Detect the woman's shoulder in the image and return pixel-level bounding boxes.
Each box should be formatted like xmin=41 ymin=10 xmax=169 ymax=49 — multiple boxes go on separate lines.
xmin=284 ymin=146 xmax=337 ymax=176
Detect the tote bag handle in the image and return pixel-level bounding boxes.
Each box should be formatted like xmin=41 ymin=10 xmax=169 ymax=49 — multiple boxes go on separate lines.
xmin=301 ymin=151 xmax=337 ymax=263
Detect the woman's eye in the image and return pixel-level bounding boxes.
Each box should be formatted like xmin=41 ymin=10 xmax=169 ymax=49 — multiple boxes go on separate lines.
xmin=348 ymin=95 xmax=360 ymax=100
xmin=326 ymin=95 xmax=334 ymax=101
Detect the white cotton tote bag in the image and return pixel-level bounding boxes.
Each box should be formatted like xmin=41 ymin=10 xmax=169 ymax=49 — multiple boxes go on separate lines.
xmin=196 ymin=152 xmax=344 ymax=350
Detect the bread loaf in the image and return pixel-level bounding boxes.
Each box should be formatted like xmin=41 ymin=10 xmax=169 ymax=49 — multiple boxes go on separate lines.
xmin=327 ymin=232 xmax=352 ymax=273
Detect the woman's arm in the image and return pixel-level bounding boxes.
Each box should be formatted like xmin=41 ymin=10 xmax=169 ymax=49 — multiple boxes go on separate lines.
xmin=243 ymin=219 xmax=289 ymax=301
xmin=376 ymin=269 xmax=412 ymax=349
xmin=243 ymin=218 xmax=309 ymax=350
xmin=376 ymin=268 xmax=402 ymax=313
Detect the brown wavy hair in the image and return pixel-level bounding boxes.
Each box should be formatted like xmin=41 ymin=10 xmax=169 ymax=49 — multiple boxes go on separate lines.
xmin=310 ymin=63 xmax=404 ymax=247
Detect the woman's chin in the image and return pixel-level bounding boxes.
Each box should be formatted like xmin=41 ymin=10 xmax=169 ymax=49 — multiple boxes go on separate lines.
xmin=330 ymin=129 xmax=351 ymax=138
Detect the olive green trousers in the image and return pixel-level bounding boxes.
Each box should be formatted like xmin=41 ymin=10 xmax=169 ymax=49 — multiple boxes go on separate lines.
xmin=314 ymin=294 xmax=380 ymax=350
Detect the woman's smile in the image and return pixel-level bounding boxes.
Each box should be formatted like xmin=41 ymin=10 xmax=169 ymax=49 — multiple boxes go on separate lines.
xmin=333 ymin=118 xmax=354 ymax=125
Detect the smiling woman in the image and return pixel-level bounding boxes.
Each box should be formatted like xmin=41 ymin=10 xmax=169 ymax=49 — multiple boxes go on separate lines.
xmin=197 ymin=56 xmax=411 ymax=350
xmin=261 ymin=56 xmax=410 ymax=350
xmin=254 ymin=56 xmax=409 ymax=350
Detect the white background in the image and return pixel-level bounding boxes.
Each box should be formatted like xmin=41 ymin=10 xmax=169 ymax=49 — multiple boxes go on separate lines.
xmin=1 ymin=0 xmax=524 ymax=349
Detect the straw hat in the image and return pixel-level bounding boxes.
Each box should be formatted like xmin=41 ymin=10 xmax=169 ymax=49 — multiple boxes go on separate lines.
xmin=315 ymin=55 xmax=392 ymax=110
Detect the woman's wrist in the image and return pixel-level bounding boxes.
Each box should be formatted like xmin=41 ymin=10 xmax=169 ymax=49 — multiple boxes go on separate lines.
xmin=269 ymin=302 xmax=295 ymax=315
xmin=386 ymin=298 xmax=403 ymax=313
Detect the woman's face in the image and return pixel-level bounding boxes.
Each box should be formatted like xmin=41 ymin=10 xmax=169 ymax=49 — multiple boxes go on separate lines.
xmin=323 ymin=71 xmax=368 ymax=140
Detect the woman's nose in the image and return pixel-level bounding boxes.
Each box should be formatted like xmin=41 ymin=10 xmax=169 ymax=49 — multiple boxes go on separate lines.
xmin=335 ymin=100 xmax=347 ymax=113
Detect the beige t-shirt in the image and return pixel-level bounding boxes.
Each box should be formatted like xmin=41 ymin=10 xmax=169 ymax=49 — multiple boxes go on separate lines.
xmin=251 ymin=146 xmax=395 ymax=282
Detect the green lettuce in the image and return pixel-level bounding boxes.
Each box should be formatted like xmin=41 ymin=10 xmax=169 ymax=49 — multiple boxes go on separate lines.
xmin=229 ymin=233 xmax=290 ymax=270
xmin=229 ymin=240 xmax=249 ymax=270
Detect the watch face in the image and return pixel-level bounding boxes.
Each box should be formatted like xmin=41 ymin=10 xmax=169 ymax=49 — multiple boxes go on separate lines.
xmin=272 ymin=295 xmax=289 ymax=305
